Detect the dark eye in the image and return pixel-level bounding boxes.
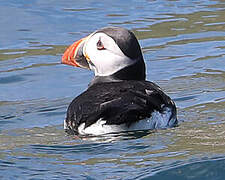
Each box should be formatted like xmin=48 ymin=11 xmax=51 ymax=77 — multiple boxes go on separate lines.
xmin=97 ymin=39 xmax=105 ymax=50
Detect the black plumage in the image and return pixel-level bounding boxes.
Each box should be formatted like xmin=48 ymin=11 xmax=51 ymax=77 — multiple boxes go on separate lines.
xmin=65 ymin=77 xmax=177 ymax=134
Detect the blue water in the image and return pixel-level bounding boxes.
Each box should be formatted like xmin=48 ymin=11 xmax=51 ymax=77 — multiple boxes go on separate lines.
xmin=1 ymin=0 xmax=225 ymax=179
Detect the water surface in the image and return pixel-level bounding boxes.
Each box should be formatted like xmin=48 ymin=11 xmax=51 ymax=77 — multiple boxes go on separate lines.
xmin=0 ymin=0 xmax=225 ymax=179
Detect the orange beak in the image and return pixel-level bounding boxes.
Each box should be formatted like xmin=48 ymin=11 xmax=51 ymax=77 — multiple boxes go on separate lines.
xmin=61 ymin=37 xmax=89 ymax=69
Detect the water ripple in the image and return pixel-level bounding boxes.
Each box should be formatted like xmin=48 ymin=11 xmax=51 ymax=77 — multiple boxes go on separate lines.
xmin=0 ymin=0 xmax=225 ymax=179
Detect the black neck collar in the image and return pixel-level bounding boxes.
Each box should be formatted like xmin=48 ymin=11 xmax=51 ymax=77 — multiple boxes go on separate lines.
xmin=89 ymin=58 xmax=146 ymax=87
xmin=111 ymin=57 xmax=146 ymax=81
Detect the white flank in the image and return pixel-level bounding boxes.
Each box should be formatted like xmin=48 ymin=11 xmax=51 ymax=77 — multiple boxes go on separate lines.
xmin=77 ymin=107 xmax=175 ymax=135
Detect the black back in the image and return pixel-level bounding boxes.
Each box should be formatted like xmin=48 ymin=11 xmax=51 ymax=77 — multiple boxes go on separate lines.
xmin=65 ymin=79 xmax=177 ymax=134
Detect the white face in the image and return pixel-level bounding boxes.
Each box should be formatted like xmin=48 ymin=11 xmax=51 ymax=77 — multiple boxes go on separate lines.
xmin=83 ymin=32 xmax=136 ymax=76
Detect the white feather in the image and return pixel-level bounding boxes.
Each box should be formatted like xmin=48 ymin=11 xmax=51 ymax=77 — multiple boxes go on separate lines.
xmin=76 ymin=107 xmax=175 ymax=135
xmin=83 ymin=32 xmax=135 ymax=76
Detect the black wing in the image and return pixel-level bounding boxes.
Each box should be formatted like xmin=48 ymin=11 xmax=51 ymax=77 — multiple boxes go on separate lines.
xmin=65 ymin=80 xmax=176 ymax=134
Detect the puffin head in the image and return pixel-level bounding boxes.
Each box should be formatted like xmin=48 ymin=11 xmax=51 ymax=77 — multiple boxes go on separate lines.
xmin=62 ymin=27 xmax=146 ymax=80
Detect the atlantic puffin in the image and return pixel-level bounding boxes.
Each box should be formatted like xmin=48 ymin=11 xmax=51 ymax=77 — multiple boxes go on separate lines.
xmin=62 ymin=27 xmax=177 ymax=135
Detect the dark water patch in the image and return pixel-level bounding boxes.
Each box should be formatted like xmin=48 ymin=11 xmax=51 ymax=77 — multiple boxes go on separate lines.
xmin=0 ymin=75 xmax=25 ymax=84
xmin=145 ymin=157 xmax=225 ymax=180
xmin=0 ymin=115 xmax=16 ymax=120
xmin=173 ymin=95 xmax=198 ymax=102
xmin=38 ymin=107 xmax=63 ymax=113
xmin=63 ymin=8 xmax=99 ymax=12
xmin=39 ymin=111 xmax=66 ymax=117
xmin=107 ymin=13 xmax=128 ymax=17
xmin=17 ymin=29 xmax=31 ymax=32
xmin=0 ymin=159 xmax=15 ymax=166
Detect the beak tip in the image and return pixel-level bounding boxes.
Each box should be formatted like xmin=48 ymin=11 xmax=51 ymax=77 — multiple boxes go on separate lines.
xmin=61 ymin=37 xmax=89 ymax=68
